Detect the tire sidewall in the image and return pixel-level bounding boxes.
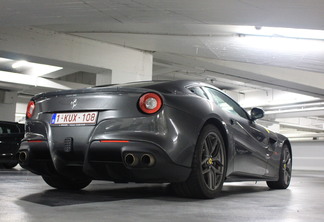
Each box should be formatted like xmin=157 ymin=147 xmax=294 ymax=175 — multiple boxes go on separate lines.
xmin=279 ymin=145 xmax=292 ymax=188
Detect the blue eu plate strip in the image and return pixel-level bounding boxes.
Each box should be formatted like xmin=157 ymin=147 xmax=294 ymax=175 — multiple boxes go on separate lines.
xmin=51 ymin=113 xmax=57 ymax=124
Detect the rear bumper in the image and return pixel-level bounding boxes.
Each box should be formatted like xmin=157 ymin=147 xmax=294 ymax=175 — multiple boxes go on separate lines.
xmin=18 ymin=139 xmax=191 ymax=183
xmin=19 ymin=105 xmax=198 ymax=182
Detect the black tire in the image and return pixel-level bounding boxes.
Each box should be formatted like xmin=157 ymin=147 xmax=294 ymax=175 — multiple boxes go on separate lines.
xmin=172 ymin=125 xmax=227 ymax=199
xmin=267 ymin=144 xmax=292 ymax=189
xmin=42 ymin=175 xmax=92 ymax=190
xmin=3 ymin=161 xmax=18 ymax=169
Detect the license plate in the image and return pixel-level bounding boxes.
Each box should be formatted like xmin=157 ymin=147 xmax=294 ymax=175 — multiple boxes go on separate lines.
xmin=51 ymin=112 xmax=98 ymax=125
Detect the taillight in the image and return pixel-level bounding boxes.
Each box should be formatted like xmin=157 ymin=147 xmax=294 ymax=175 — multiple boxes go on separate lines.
xmin=27 ymin=140 xmax=43 ymax=143
xmin=100 ymin=140 xmax=129 ymax=143
xmin=26 ymin=100 xmax=35 ymax=119
xmin=138 ymin=93 xmax=163 ymax=114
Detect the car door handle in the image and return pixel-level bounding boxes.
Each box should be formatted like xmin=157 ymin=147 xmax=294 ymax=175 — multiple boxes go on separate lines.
xmin=230 ymin=119 xmax=235 ymax=125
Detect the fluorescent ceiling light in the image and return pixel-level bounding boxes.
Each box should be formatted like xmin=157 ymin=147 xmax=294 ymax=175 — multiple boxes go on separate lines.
xmin=267 ymin=102 xmax=324 ymax=110
xmin=27 ymin=63 xmax=63 ymax=76
xmin=235 ymin=26 xmax=324 ymax=40
xmin=11 ymin=60 xmax=62 ymax=76
xmin=235 ymin=34 xmax=324 ymax=54
xmin=12 ymin=60 xmax=29 ymax=69
xmin=240 ymin=91 xmax=318 ymax=108
xmin=266 ymin=107 xmax=324 ymax=115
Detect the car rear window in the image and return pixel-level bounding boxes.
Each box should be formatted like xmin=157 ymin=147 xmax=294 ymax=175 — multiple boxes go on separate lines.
xmin=188 ymin=87 xmax=208 ymax=99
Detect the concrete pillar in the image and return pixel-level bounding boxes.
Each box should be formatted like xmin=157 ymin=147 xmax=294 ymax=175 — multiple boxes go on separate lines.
xmin=111 ymin=52 xmax=153 ymax=84
xmin=0 ymin=91 xmax=18 ymax=122
xmin=96 ymin=71 xmax=112 ymax=86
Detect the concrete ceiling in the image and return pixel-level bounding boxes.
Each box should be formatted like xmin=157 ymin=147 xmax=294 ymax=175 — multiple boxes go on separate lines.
xmin=0 ymin=0 xmax=324 ymax=140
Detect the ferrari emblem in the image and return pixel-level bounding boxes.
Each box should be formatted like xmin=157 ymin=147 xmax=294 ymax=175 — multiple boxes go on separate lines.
xmin=70 ymin=99 xmax=77 ymax=109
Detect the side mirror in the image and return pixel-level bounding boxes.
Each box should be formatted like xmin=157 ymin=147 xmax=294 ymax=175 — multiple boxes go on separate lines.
xmin=250 ymin=107 xmax=264 ymax=121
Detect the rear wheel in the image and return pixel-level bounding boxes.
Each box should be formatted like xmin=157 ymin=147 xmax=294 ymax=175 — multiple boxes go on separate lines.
xmin=3 ymin=161 xmax=18 ymax=169
xmin=267 ymin=144 xmax=292 ymax=189
xmin=42 ymin=175 xmax=92 ymax=190
xmin=172 ymin=125 xmax=227 ymax=198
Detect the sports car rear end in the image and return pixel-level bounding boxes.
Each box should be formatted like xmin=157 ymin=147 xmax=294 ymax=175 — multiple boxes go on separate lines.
xmin=18 ymin=83 xmax=201 ymax=184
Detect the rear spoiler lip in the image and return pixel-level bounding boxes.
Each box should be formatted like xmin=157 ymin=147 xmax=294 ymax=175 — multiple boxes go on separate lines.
xmin=32 ymin=87 xmax=153 ymax=101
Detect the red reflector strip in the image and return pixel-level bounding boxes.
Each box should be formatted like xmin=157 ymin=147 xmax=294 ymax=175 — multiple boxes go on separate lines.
xmin=27 ymin=140 xmax=43 ymax=143
xmin=100 ymin=140 xmax=129 ymax=143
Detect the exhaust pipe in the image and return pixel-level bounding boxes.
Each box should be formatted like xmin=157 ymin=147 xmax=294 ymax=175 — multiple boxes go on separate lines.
xmin=124 ymin=153 xmax=139 ymax=167
xmin=18 ymin=151 xmax=28 ymax=163
xmin=141 ymin=154 xmax=155 ymax=167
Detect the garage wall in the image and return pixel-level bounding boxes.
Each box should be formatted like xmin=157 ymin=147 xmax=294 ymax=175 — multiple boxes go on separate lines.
xmin=0 ymin=103 xmax=16 ymax=121
xmin=0 ymin=91 xmax=17 ymax=122
xmin=291 ymin=141 xmax=324 ymax=171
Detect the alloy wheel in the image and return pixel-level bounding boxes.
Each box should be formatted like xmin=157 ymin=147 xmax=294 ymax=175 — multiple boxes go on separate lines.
xmin=200 ymin=132 xmax=225 ymax=190
xmin=283 ymin=147 xmax=292 ymax=185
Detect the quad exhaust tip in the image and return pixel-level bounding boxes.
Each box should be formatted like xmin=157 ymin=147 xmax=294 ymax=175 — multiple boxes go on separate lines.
xmin=124 ymin=153 xmax=155 ymax=168
xmin=124 ymin=153 xmax=139 ymax=167
xmin=141 ymin=154 xmax=155 ymax=167
xmin=18 ymin=151 xmax=28 ymax=163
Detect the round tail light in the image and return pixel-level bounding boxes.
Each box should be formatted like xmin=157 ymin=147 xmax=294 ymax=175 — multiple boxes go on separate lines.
xmin=26 ymin=100 xmax=35 ymax=119
xmin=138 ymin=93 xmax=163 ymax=114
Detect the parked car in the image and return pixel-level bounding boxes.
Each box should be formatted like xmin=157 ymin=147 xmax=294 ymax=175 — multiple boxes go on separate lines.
xmin=0 ymin=121 xmax=24 ymax=168
xmin=18 ymin=80 xmax=292 ymax=198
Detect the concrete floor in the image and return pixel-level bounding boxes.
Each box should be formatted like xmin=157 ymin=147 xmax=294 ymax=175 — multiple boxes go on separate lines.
xmin=0 ymin=167 xmax=323 ymax=222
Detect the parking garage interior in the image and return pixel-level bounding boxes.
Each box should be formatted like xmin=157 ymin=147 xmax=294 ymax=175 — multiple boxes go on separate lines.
xmin=1 ymin=0 xmax=324 ymax=221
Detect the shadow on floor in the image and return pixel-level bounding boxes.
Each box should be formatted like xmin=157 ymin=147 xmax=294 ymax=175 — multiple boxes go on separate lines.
xmin=20 ymin=183 xmax=270 ymax=207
